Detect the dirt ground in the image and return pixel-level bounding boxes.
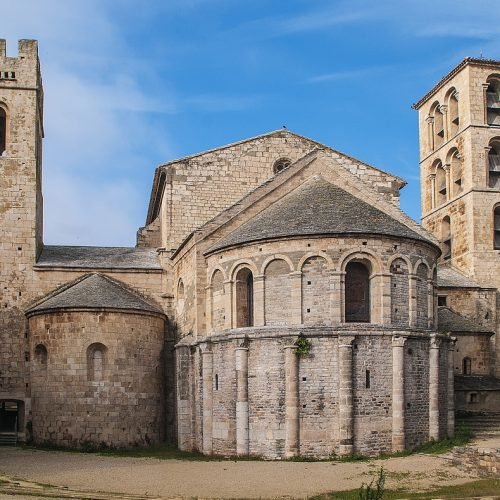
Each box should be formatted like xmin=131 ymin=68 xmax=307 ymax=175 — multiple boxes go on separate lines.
xmin=0 ymin=442 xmax=490 ymax=499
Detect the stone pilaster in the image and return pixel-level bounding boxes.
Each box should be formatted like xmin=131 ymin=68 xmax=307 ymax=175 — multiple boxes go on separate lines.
xmin=331 ymin=271 xmax=344 ymax=323
xmin=201 ymin=346 xmax=213 ymax=454
xmin=284 ymin=344 xmax=299 ymax=457
xmin=380 ymin=273 xmax=392 ymax=324
xmin=289 ymin=271 xmax=303 ymax=325
xmin=409 ymin=274 xmax=418 ymax=327
xmin=427 ymin=278 xmax=435 ymax=329
xmin=338 ymin=335 xmax=354 ymax=456
xmin=223 ymin=279 xmax=233 ymax=329
xmin=447 ymin=337 xmax=457 ymax=438
xmin=176 ymin=344 xmax=192 ymax=451
xmin=205 ymin=285 xmax=213 ymax=333
xmin=429 ymin=334 xmax=441 ymax=441
xmin=235 ymin=346 xmax=249 ymax=455
xmin=392 ymin=336 xmax=406 ymax=452
xmin=253 ymin=275 xmax=265 ymax=327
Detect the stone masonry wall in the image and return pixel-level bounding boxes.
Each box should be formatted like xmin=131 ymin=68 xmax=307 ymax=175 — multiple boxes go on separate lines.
xmin=160 ymin=131 xmax=402 ymax=250
xmin=29 ymin=310 xmax=165 ymax=448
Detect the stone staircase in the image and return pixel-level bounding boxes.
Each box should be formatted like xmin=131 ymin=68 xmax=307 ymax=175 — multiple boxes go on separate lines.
xmin=0 ymin=432 xmax=17 ymax=446
xmin=456 ymin=412 xmax=500 ymax=438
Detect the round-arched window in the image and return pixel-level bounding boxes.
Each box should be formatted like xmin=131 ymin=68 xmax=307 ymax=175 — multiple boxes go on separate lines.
xmin=273 ymin=158 xmax=291 ymax=174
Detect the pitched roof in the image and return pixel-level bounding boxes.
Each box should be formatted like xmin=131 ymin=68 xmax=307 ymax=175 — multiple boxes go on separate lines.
xmin=437 ymin=266 xmax=482 ymax=288
xmin=26 ymin=274 xmax=164 ymax=316
xmin=36 ymin=245 xmax=161 ymax=270
xmin=438 ymin=307 xmax=494 ymax=334
xmin=206 ymin=176 xmax=433 ymax=254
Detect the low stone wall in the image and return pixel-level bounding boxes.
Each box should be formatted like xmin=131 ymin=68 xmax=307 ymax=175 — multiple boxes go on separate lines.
xmin=452 ymin=444 xmax=500 ymax=477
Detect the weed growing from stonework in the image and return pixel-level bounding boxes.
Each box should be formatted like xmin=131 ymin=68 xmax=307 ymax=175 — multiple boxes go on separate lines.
xmin=295 ymin=335 xmax=312 ymax=356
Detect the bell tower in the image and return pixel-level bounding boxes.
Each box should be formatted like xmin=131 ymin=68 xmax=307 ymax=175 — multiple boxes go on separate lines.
xmin=414 ymin=58 xmax=500 ymax=289
xmin=0 ymin=39 xmax=44 ymax=440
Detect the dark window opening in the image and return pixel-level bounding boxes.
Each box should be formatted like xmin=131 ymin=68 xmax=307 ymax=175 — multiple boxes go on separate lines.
xmin=236 ymin=268 xmax=254 ymax=327
xmin=462 ymin=357 xmax=472 ymax=375
xmin=442 ymin=216 xmax=452 ymax=261
xmin=495 ymin=206 xmax=500 ymax=249
xmin=365 ymin=369 xmax=371 ymax=389
xmin=0 ymin=107 xmax=6 ymax=155
xmin=486 ymin=79 xmax=500 ymax=126
xmin=488 ymin=144 xmax=500 ymax=189
xmin=273 ymin=158 xmax=291 ymax=174
xmin=345 ymin=261 xmax=370 ymax=323
xmin=438 ymin=296 xmax=447 ymax=307
xmin=215 ymin=374 xmax=219 ymax=391
xmin=469 ymin=392 xmax=478 ymax=404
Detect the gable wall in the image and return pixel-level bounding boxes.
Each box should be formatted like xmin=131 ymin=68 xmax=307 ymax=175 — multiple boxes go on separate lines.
xmin=160 ymin=133 xmax=401 ymax=250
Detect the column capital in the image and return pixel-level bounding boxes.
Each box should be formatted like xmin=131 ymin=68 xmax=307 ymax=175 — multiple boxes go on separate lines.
xmin=392 ymin=335 xmax=407 ymax=348
xmin=338 ymin=335 xmax=355 ymax=348
xmin=200 ymin=344 xmax=213 ymax=354
xmin=439 ymin=104 xmax=448 ymax=114
xmin=447 ymin=336 xmax=457 ymax=351
xmin=426 ymin=115 xmax=434 ymax=124
xmin=482 ymin=82 xmax=491 ymax=90
xmin=430 ymin=334 xmax=441 ymax=349
xmin=289 ymin=271 xmax=303 ymax=278
xmin=428 ymin=173 xmax=436 ymax=180
xmin=442 ymin=163 xmax=451 ymax=171
xmin=253 ymin=274 xmax=265 ymax=282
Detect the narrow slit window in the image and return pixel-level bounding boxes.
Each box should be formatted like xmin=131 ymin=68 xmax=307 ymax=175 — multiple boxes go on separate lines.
xmin=0 ymin=107 xmax=6 ymax=155
xmin=365 ymin=369 xmax=371 ymax=389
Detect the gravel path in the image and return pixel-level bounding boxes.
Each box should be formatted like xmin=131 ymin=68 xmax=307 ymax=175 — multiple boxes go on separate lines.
xmin=0 ymin=447 xmax=477 ymax=499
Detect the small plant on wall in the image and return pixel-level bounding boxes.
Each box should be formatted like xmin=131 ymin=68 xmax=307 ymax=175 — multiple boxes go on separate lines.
xmin=295 ymin=335 xmax=312 ymax=356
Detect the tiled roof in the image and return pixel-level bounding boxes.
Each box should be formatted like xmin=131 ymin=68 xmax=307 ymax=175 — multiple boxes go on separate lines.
xmin=26 ymin=273 xmax=164 ymax=316
xmin=36 ymin=245 xmax=161 ymax=270
xmin=455 ymin=375 xmax=500 ymax=391
xmin=438 ymin=307 xmax=494 ymax=334
xmin=207 ymin=177 xmax=433 ymax=254
xmin=437 ymin=266 xmax=481 ymax=288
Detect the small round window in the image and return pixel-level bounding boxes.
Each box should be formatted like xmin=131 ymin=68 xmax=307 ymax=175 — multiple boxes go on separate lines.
xmin=273 ymin=158 xmax=291 ymax=174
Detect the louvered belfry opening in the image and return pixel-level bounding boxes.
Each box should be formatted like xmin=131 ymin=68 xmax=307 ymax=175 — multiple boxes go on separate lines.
xmin=345 ymin=261 xmax=371 ymax=323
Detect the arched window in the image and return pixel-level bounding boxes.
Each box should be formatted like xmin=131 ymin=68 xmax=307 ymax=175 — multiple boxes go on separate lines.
xmin=431 ymin=102 xmax=444 ymax=149
xmin=273 ymin=158 xmax=291 ymax=174
xmin=494 ymin=205 xmax=500 ymax=249
xmin=415 ymin=263 xmax=429 ymax=328
xmin=447 ymin=89 xmax=459 ymax=136
xmin=345 ymin=261 xmax=370 ymax=323
xmin=87 ymin=343 xmax=107 ymax=382
xmin=488 ymin=140 xmax=500 ymax=189
xmin=462 ymin=357 xmax=472 ymax=375
xmin=442 ymin=216 xmax=452 ymax=261
xmin=0 ymin=107 xmax=6 ymax=155
xmin=486 ymin=77 xmax=500 ymax=126
xmin=448 ymin=149 xmax=462 ymax=197
xmin=435 ymin=161 xmax=447 ymax=206
xmin=235 ymin=268 xmax=253 ymax=327
xmin=34 ymin=344 xmax=47 ymax=369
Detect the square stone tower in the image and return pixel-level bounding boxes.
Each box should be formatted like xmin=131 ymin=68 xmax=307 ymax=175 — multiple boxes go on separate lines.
xmin=414 ymin=58 xmax=500 ymax=289
xmin=0 ymin=39 xmax=44 ymax=437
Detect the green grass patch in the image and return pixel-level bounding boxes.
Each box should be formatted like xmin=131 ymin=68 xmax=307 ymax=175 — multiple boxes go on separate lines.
xmin=410 ymin=424 xmax=472 ymax=455
xmin=311 ymin=478 xmax=500 ymax=499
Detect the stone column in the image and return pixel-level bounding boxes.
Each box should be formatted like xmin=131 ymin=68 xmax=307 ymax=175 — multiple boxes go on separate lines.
xmin=408 ymin=274 xmax=418 ymax=327
xmin=224 ymin=279 xmax=233 ymax=329
xmin=447 ymin=337 xmax=457 ymax=438
xmin=253 ymin=275 xmax=265 ymax=327
xmin=440 ymin=104 xmax=448 ymax=141
xmin=289 ymin=271 xmax=303 ymax=325
xmin=284 ymin=344 xmax=299 ymax=457
xmin=392 ymin=336 xmax=406 ymax=452
xmin=443 ymin=164 xmax=451 ymax=203
xmin=235 ymin=346 xmax=249 ymax=455
xmin=429 ymin=174 xmax=436 ymax=209
xmin=426 ymin=116 xmax=434 ymax=152
xmin=201 ymin=346 xmax=213 ymax=454
xmin=338 ymin=336 xmax=355 ymax=456
xmin=429 ymin=335 xmax=441 ymax=441
xmin=176 ymin=345 xmax=192 ymax=451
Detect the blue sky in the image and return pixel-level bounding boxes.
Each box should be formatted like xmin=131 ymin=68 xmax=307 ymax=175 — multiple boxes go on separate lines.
xmin=3 ymin=0 xmax=500 ymax=246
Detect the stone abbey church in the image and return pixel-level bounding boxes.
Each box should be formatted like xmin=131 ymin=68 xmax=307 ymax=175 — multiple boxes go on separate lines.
xmin=0 ymin=39 xmax=499 ymax=458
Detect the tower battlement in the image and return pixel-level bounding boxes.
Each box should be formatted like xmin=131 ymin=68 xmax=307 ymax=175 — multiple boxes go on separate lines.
xmin=0 ymin=39 xmax=40 ymax=87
